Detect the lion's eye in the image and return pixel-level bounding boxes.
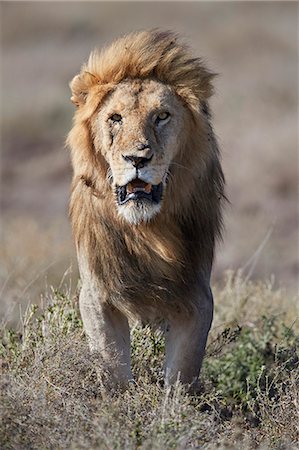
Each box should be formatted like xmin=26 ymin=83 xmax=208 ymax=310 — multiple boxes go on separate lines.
xmin=155 ymin=112 xmax=170 ymax=124
xmin=109 ymin=113 xmax=122 ymax=123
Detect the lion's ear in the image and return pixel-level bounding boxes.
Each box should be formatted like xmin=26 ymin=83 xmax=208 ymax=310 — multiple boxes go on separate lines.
xmin=69 ymin=71 xmax=99 ymax=106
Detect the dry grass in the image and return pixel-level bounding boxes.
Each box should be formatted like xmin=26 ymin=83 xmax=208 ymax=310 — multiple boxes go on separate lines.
xmin=0 ymin=216 xmax=77 ymax=328
xmin=1 ymin=273 xmax=298 ymax=450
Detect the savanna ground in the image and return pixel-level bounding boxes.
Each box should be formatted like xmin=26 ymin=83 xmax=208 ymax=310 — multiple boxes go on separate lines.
xmin=0 ymin=2 xmax=298 ymax=449
xmin=1 ymin=273 xmax=298 ymax=449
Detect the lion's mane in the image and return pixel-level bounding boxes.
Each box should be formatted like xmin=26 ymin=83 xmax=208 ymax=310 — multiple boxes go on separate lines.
xmin=68 ymin=30 xmax=225 ymax=320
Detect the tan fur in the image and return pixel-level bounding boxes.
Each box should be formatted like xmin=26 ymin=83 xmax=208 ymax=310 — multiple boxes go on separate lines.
xmin=67 ymin=30 xmax=225 ymax=388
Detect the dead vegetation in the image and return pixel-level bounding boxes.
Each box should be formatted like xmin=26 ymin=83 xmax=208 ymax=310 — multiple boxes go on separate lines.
xmin=1 ymin=273 xmax=298 ymax=450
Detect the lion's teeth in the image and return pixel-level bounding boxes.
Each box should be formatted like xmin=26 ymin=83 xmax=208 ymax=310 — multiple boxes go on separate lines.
xmin=127 ymin=183 xmax=134 ymax=193
xmin=127 ymin=182 xmax=152 ymax=194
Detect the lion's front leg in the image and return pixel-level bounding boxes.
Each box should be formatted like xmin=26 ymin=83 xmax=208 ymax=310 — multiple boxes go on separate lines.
xmin=164 ymin=288 xmax=213 ymax=388
xmin=79 ymin=285 xmax=133 ymax=389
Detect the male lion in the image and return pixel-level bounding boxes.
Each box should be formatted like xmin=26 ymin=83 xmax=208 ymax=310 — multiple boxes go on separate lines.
xmin=68 ymin=30 xmax=225 ymax=389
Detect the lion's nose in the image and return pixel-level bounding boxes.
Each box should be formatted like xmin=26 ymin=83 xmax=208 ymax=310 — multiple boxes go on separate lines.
xmin=122 ymin=154 xmax=153 ymax=169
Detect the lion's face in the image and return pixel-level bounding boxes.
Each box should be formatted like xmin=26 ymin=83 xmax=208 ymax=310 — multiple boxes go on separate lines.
xmin=92 ymin=79 xmax=186 ymax=224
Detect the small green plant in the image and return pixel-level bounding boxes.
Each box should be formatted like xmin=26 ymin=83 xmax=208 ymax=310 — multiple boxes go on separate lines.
xmin=0 ymin=288 xmax=83 ymax=366
xmin=131 ymin=325 xmax=165 ymax=384
xmin=203 ymin=316 xmax=298 ymax=414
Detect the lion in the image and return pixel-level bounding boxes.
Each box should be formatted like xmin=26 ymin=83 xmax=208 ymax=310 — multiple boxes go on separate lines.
xmin=67 ymin=30 xmax=225 ymax=390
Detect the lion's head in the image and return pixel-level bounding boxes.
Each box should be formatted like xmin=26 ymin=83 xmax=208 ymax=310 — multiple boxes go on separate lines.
xmin=68 ymin=30 xmax=221 ymax=226
xmin=92 ymin=78 xmax=189 ymax=223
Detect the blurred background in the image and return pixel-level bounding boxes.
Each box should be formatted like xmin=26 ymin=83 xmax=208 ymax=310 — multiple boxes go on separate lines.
xmin=1 ymin=1 xmax=298 ymax=325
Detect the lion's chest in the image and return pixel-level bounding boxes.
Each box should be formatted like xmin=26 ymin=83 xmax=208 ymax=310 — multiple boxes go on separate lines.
xmin=95 ymin=223 xmax=202 ymax=318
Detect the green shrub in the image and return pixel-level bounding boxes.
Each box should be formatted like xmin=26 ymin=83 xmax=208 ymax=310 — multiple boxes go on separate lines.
xmin=203 ymin=316 xmax=298 ymax=413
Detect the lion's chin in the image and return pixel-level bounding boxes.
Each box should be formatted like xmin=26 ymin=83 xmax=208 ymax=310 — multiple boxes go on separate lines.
xmin=117 ymin=200 xmax=162 ymax=225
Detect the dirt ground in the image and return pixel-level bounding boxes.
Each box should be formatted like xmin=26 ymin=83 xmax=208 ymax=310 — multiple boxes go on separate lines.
xmin=0 ymin=2 xmax=298 ymax=324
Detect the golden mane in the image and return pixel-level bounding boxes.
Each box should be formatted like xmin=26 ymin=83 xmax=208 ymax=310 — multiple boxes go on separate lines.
xmin=68 ymin=30 xmax=225 ymax=320
xmin=70 ymin=30 xmax=215 ymax=110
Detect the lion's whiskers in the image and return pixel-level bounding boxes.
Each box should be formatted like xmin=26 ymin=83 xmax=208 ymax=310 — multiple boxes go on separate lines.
xmin=169 ymin=162 xmax=195 ymax=176
xmin=164 ymin=170 xmax=174 ymax=183
xmin=106 ymin=167 xmax=113 ymax=184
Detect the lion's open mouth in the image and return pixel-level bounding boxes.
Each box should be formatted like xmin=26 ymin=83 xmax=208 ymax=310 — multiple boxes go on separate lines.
xmin=116 ymin=178 xmax=163 ymax=205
